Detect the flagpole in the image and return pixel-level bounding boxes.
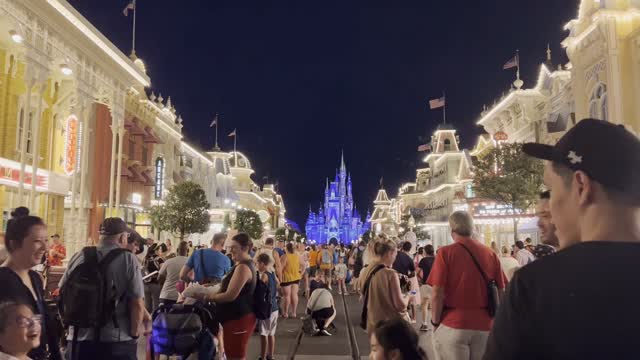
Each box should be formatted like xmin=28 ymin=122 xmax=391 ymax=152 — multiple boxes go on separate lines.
xmin=234 ymin=130 xmax=237 ymax=165
xmin=515 ymin=49 xmax=520 ymax=81
xmin=132 ymin=0 xmax=137 ymax=55
xmin=442 ymin=91 xmax=447 ymax=125
xmin=215 ymin=115 xmax=219 ymax=149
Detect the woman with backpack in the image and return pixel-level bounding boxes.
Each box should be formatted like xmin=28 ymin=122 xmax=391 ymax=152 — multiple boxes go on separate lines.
xmin=193 ymin=233 xmax=256 ymax=360
xmin=280 ymin=242 xmax=302 ymax=318
xmin=319 ymin=245 xmax=333 ymax=290
xmin=0 ymin=216 xmax=62 ymax=360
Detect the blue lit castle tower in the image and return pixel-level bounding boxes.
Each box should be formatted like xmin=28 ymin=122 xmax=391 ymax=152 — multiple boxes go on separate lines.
xmin=305 ymin=153 xmax=369 ymax=245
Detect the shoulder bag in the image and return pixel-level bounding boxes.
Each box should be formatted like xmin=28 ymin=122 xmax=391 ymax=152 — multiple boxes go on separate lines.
xmin=360 ymin=264 xmax=386 ymax=330
xmin=459 ymin=243 xmax=500 ymax=317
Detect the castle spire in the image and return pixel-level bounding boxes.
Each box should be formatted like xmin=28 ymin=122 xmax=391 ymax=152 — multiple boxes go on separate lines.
xmin=340 ymin=149 xmax=346 ymax=172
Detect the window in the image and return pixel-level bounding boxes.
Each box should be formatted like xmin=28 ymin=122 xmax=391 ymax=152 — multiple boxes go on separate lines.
xmin=588 ymin=82 xmax=607 ymax=121
xmin=129 ymin=139 xmax=135 ymax=159
xmin=16 ymin=108 xmax=33 ymax=154
xmin=444 ymin=139 xmax=451 ymax=151
xmin=155 ymin=157 xmax=165 ymax=199
xmin=142 ymin=145 xmax=148 ymax=165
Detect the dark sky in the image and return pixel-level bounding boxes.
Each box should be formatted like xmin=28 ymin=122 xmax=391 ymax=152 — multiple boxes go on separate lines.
xmin=73 ymin=0 xmax=576 ymax=227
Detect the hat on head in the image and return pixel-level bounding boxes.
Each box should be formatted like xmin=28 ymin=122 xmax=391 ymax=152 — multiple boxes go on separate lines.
xmin=522 ymin=118 xmax=640 ymax=194
xmin=99 ymin=217 xmax=131 ymax=236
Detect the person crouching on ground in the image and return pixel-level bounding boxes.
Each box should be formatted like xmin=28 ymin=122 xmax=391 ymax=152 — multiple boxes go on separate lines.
xmin=306 ymin=282 xmax=336 ymax=336
xmin=0 ymin=301 xmax=42 ymax=360
xmin=256 ymin=254 xmax=279 ymax=360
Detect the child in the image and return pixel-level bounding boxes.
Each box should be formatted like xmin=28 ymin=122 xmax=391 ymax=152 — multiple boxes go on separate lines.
xmin=334 ymin=256 xmax=348 ymax=295
xmin=256 ymin=254 xmax=279 ymax=360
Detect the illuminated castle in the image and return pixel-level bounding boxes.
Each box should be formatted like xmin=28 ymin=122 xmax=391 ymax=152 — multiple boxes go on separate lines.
xmin=305 ymin=153 xmax=369 ymax=244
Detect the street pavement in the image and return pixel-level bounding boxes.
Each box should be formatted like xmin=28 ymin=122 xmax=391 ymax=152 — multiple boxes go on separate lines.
xmin=138 ymin=290 xmax=437 ymax=359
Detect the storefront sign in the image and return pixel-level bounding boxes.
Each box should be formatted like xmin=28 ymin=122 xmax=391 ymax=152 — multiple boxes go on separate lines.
xmin=0 ymin=165 xmax=47 ymax=187
xmin=64 ymin=115 xmax=79 ymax=175
xmin=472 ymin=202 xmax=524 ymax=218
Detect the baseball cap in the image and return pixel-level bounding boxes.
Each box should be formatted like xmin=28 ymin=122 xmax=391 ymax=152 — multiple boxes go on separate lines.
xmin=99 ymin=217 xmax=132 ymax=236
xmin=522 ymin=118 xmax=640 ymax=195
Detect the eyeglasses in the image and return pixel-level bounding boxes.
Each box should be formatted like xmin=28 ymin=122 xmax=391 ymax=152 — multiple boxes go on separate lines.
xmin=16 ymin=314 xmax=42 ymax=329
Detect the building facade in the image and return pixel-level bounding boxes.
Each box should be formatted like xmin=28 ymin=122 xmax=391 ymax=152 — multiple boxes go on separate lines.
xmin=305 ymin=154 xmax=367 ymax=245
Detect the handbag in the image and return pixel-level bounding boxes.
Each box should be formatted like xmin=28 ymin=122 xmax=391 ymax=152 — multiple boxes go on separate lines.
xmin=459 ymin=243 xmax=500 ymax=317
xmin=301 ymin=292 xmax=321 ymax=335
xmin=360 ymin=264 xmax=386 ymax=330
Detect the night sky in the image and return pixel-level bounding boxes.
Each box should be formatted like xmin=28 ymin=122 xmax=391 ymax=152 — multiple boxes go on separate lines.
xmin=73 ymin=1 xmax=576 ymax=227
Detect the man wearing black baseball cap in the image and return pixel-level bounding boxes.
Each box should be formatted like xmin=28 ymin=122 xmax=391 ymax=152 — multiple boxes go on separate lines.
xmin=484 ymin=119 xmax=640 ymax=359
xmin=59 ymin=217 xmax=147 ymax=359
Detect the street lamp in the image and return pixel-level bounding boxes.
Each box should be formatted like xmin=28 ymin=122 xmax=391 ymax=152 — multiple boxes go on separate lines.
xmin=60 ymin=64 xmax=73 ymax=75
xmin=9 ymin=30 xmax=23 ymax=44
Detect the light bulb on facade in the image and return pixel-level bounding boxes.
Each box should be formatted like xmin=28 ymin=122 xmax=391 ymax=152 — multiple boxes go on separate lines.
xmin=9 ymin=30 xmax=23 ymax=44
xmin=60 ymin=64 xmax=73 ymax=75
xmin=224 ymin=199 xmax=230 ymax=204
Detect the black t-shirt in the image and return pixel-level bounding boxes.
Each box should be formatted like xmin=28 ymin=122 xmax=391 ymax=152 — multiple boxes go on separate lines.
xmin=392 ymin=251 xmax=415 ymax=277
xmin=485 ymin=241 xmax=640 ymax=360
xmin=418 ymin=256 xmax=435 ymax=284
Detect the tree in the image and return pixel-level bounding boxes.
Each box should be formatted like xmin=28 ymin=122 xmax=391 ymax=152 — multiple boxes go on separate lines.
xmin=234 ymin=209 xmax=264 ymax=240
xmin=275 ymin=228 xmax=286 ymax=242
xmin=149 ymin=205 xmax=172 ymax=240
xmin=152 ymin=181 xmax=210 ymax=241
xmin=473 ymin=142 xmax=544 ymax=242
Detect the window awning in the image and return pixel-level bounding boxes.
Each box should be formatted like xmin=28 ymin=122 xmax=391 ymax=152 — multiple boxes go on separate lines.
xmin=127 ymin=164 xmax=146 ymax=183
xmin=143 ymin=127 xmax=163 ymax=144
xmin=124 ymin=118 xmax=146 ymax=136
xmin=141 ymin=167 xmax=155 ymax=186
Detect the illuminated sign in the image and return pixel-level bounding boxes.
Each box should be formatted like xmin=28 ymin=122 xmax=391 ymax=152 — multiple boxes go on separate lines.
xmin=64 ymin=115 xmax=79 ymax=175
xmin=0 ymin=158 xmax=48 ymax=189
xmin=131 ymin=193 xmax=142 ymax=205
xmin=471 ymin=202 xmax=526 ymax=218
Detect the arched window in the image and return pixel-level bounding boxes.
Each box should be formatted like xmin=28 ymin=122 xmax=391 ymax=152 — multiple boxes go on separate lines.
xmin=154 ymin=157 xmax=165 ymax=199
xmin=589 ymin=82 xmax=607 ymax=121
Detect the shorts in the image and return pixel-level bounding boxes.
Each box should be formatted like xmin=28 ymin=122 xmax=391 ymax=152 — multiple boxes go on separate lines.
xmin=311 ymin=307 xmax=335 ymax=330
xmin=258 ymin=310 xmax=279 ymax=336
xmin=420 ymin=284 xmax=432 ymax=299
xmin=307 ymin=266 xmax=317 ymax=277
xmin=281 ymin=280 xmax=300 ymax=287
xmin=222 ymin=313 xmax=257 ymax=358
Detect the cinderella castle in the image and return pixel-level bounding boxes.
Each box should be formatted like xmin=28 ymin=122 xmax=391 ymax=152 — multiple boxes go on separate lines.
xmin=305 ymin=153 xmax=370 ymax=245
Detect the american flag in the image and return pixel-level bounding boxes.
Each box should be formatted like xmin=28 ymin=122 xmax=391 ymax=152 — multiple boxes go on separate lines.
xmin=209 ymin=114 xmax=218 ymax=127
xmin=228 ymin=129 xmax=236 ymax=137
xmin=417 ymin=144 xmax=432 ymax=152
xmin=429 ymin=96 xmax=445 ymax=110
xmin=122 ymin=1 xmax=135 ymax=16
xmin=503 ymin=54 xmax=519 ymax=70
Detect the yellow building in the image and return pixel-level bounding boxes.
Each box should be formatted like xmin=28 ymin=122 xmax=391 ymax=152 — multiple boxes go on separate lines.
xmin=0 ymin=0 xmax=149 ymax=254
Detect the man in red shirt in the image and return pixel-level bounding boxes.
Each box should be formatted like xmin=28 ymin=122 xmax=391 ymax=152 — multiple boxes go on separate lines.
xmin=427 ymin=211 xmax=506 ymax=360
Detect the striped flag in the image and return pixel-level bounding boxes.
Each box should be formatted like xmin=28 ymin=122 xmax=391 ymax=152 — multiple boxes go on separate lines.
xmin=503 ymin=54 xmax=519 ymax=70
xmin=417 ymin=144 xmax=431 ymax=152
xmin=122 ymin=1 xmax=135 ymax=16
xmin=429 ymin=96 xmax=445 ymax=110
xmin=228 ymin=129 xmax=236 ymax=137
xmin=209 ymin=114 xmax=218 ymax=127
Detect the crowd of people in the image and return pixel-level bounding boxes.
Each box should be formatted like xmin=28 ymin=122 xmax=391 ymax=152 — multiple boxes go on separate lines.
xmin=0 ymin=118 xmax=639 ymax=360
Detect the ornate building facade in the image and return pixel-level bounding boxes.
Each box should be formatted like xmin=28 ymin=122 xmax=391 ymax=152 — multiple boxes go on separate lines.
xmin=305 ymin=154 xmax=368 ymax=245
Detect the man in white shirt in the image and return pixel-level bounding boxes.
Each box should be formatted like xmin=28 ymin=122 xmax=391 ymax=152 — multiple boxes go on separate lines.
xmin=514 ymin=240 xmax=535 ymax=266
xmin=306 ymin=285 xmax=336 ymax=336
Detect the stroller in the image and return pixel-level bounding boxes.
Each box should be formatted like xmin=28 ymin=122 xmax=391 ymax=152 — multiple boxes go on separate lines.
xmin=149 ymin=302 xmax=219 ymax=360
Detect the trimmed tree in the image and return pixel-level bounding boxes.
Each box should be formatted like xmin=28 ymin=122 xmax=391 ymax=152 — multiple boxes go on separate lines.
xmin=235 ymin=209 xmax=264 ymax=240
xmin=149 ymin=205 xmax=172 ymax=240
xmin=472 ymin=142 xmax=543 ymax=242
xmin=152 ymin=181 xmax=210 ymax=241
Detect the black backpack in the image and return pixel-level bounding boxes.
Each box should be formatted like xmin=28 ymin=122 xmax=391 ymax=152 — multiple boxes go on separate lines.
xmin=253 ymin=271 xmax=272 ymax=320
xmin=59 ymin=247 xmax=126 ymax=330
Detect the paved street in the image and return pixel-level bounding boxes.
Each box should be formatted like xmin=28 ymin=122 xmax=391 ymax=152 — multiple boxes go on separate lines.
xmin=138 ymin=290 xmax=437 ymax=359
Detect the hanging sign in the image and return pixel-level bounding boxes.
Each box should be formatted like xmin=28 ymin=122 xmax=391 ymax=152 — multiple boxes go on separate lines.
xmin=64 ymin=115 xmax=79 ymax=175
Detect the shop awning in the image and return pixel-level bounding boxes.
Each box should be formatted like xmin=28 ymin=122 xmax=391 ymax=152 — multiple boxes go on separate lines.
xmin=128 ymin=164 xmax=146 ymax=183
xmin=120 ymin=162 xmax=132 ymax=177
xmin=124 ymin=118 xmax=146 ymax=136
xmin=141 ymin=168 xmax=155 ymax=186
xmin=143 ymin=127 xmax=163 ymax=144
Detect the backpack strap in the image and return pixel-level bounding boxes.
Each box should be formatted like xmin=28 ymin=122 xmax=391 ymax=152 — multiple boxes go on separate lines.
xmin=360 ymin=264 xmax=386 ymax=329
xmin=96 ymin=248 xmax=127 ymax=341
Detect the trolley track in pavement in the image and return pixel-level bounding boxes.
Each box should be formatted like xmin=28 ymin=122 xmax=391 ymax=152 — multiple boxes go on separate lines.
xmin=285 ymin=291 xmax=361 ymax=360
